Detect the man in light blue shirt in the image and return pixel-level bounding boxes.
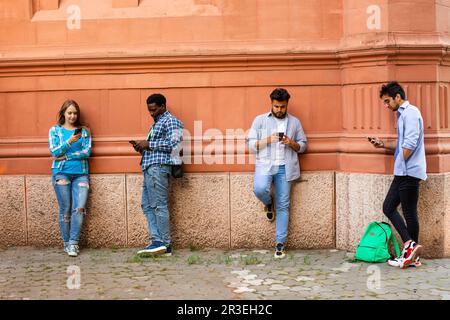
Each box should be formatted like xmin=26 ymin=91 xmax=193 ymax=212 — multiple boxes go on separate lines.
xmin=247 ymin=88 xmax=307 ymax=259
xmin=368 ymin=81 xmax=426 ymax=269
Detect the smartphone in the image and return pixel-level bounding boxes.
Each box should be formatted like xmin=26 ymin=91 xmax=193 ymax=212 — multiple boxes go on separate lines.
xmin=278 ymin=132 xmax=284 ymax=141
xmin=368 ymin=137 xmax=383 ymax=147
xmin=74 ymin=128 xmax=82 ymax=135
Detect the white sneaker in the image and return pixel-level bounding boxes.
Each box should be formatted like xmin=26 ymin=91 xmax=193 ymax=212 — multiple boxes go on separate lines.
xmin=67 ymin=244 xmax=79 ymax=257
xmin=387 ymin=256 xmax=403 ymax=267
xmin=274 ymin=243 xmax=286 ymax=259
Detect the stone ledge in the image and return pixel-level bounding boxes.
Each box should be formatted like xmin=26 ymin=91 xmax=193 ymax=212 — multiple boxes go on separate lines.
xmin=1 ymin=172 xmax=448 ymax=258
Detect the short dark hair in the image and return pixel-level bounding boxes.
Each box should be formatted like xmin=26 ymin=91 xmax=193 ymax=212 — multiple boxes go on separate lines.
xmin=270 ymin=88 xmax=291 ymax=102
xmin=379 ymin=81 xmax=406 ymax=100
xmin=146 ymin=93 xmax=166 ymax=106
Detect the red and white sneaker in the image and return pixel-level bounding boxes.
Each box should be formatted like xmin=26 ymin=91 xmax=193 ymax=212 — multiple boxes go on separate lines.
xmin=387 ymin=241 xmax=410 ymax=268
xmin=388 ymin=255 xmax=422 ymax=268
xmin=400 ymin=241 xmax=423 ymax=269
xmin=409 ymin=257 xmax=422 ymax=268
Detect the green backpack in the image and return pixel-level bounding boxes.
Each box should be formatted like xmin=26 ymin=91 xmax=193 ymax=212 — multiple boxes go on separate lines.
xmin=355 ymin=221 xmax=401 ymax=263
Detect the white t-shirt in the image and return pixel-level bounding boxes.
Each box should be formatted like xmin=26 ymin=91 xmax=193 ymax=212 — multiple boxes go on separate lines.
xmin=272 ymin=117 xmax=287 ymax=166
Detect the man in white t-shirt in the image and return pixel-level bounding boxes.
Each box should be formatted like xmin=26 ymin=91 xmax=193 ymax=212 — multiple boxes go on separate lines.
xmin=247 ymin=88 xmax=308 ymax=258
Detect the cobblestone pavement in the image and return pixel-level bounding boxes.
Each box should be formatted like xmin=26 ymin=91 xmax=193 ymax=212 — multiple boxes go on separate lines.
xmin=0 ymin=247 xmax=449 ymax=300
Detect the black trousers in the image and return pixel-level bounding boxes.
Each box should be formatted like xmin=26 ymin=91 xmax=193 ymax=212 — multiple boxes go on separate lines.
xmin=382 ymin=175 xmax=421 ymax=243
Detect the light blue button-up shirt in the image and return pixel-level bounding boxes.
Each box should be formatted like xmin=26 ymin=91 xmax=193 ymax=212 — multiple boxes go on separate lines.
xmin=247 ymin=112 xmax=307 ymax=181
xmin=394 ymin=101 xmax=427 ymax=180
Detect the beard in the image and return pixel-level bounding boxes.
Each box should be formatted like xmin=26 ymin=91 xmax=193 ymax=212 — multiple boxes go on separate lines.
xmin=272 ymin=110 xmax=287 ymax=119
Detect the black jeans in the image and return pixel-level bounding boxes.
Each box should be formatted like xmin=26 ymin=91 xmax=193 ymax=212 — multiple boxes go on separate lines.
xmin=383 ymin=175 xmax=421 ymax=243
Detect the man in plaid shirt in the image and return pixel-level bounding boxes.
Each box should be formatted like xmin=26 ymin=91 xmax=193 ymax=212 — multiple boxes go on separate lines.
xmin=133 ymin=93 xmax=183 ymax=256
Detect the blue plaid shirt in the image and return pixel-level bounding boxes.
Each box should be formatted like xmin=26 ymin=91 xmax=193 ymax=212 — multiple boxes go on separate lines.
xmin=48 ymin=125 xmax=92 ymax=174
xmin=141 ymin=111 xmax=184 ymax=171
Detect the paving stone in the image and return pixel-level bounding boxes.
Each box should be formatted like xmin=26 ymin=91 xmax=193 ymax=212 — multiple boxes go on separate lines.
xmin=269 ymin=284 xmax=291 ymax=291
xmin=262 ymin=278 xmax=284 ymax=285
xmin=239 ymin=274 xmax=258 ymax=281
xmin=290 ymin=286 xmax=312 ymax=292
xmin=260 ymin=290 xmax=276 ymax=296
xmin=233 ymin=287 xmax=255 ymax=293
xmin=242 ymin=279 xmax=264 ymax=286
xmin=295 ymin=276 xmax=315 ymax=282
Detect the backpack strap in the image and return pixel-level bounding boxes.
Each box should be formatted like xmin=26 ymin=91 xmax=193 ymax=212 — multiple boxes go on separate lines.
xmin=375 ymin=222 xmax=389 ymax=243
xmin=390 ymin=233 xmax=401 ymax=257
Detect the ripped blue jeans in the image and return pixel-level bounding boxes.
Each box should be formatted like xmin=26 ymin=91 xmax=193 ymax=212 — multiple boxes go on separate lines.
xmin=141 ymin=164 xmax=172 ymax=246
xmin=52 ymin=174 xmax=89 ymax=247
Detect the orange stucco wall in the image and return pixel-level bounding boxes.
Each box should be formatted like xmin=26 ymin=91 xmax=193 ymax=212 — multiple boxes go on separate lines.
xmin=0 ymin=0 xmax=449 ymax=175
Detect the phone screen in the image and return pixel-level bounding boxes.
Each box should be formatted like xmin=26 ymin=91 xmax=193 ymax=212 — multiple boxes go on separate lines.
xmin=74 ymin=128 xmax=82 ymax=135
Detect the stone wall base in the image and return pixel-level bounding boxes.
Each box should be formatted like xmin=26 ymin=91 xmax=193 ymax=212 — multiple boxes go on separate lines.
xmin=1 ymin=172 xmax=448 ymax=258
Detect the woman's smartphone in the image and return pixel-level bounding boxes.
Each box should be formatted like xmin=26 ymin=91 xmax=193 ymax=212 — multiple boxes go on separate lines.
xmin=74 ymin=128 xmax=82 ymax=135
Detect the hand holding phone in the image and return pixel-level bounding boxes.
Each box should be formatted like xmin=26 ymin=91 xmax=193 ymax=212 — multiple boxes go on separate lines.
xmin=68 ymin=128 xmax=82 ymax=144
xmin=129 ymin=140 xmax=140 ymax=153
xmin=368 ymin=137 xmax=384 ymax=148
xmin=278 ymin=132 xmax=284 ymax=141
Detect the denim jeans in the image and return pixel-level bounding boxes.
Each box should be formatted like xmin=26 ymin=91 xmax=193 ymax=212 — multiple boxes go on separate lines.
xmin=52 ymin=174 xmax=89 ymax=247
xmin=253 ymin=165 xmax=292 ymax=244
xmin=141 ymin=164 xmax=172 ymax=246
